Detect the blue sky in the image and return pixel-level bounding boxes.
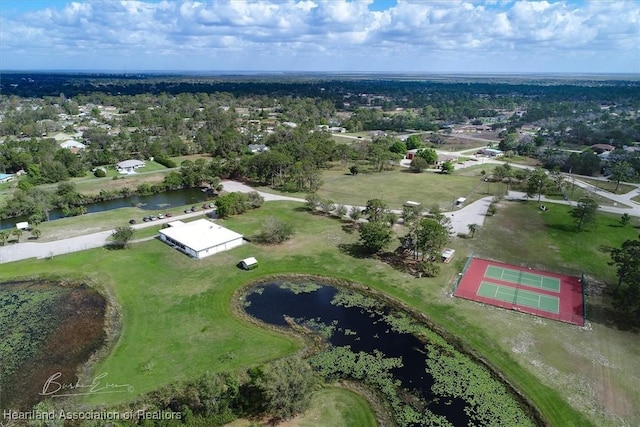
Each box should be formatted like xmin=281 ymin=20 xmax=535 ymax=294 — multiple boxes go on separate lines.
xmin=0 ymin=0 xmax=638 ymax=73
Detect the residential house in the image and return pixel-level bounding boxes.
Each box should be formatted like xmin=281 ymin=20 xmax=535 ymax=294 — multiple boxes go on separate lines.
xmin=116 ymin=159 xmax=145 ymax=173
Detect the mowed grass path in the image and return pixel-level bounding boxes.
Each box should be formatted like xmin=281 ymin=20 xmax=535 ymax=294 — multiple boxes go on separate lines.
xmin=0 ymin=201 xmax=597 ymax=425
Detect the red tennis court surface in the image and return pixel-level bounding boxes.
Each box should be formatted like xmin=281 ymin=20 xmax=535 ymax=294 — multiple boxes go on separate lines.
xmin=454 ymin=258 xmax=584 ymax=326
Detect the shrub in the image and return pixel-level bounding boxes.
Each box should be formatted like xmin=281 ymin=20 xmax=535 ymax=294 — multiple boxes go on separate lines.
xmin=410 ymin=157 xmax=429 ymax=173
xmin=319 ymin=199 xmax=335 ymax=215
xmin=305 ymin=193 xmax=321 ymax=211
xmin=257 ymin=217 xmax=294 ymax=244
xmin=94 ymin=168 xmax=107 ymax=178
xmin=247 ymin=191 xmax=265 ymax=208
xmin=111 ymin=226 xmax=135 ymax=249
xmin=154 ymin=155 xmax=177 ymax=168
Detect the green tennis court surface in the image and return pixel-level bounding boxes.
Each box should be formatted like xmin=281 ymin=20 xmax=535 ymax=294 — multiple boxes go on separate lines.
xmin=477 ymin=282 xmax=560 ymax=314
xmin=485 ymin=265 xmax=560 ymax=292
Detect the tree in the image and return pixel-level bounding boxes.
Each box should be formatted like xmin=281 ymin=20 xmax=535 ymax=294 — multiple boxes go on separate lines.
xmin=570 ymin=197 xmax=598 ymax=231
xmin=415 ymin=218 xmax=449 ymax=262
xmin=349 ymin=165 xmax=359 ymax=175
xmin=305 ymin=193 xmax=321 ymax=211
xmin=498 ymin=132 xmax=518 ymax=152
xmin=440 ymin=160 xmax=454 ymax=174
xmin=493 ymin=163 xmax=515 ymax=192
xmin=257 ymin=217 xmax=294 ymax=244
xmin=247 ymin=191 xmax=264 ymax=209
xmin=405 ymin=135 xmax=422 ymax=150
xmin=348 ymin=206 xmax=362 ymax=223
xmin=609 ymin=161 xmax=633 ymax=192
xmin=401 ymin=204 xmax=422 ymax=225
xmin=409 ymin=156 xmax=429 ymax=173
xmin=610 ymin=239 xmax=640 ymax=289
xmin=11 ymin=228 xmax=22 ymax=243
xmin=620 ymin=213 xmax=631 ymax=227
xmin=319 ymin=199 xmax=335 ymax=215
xmin=255 ymin=356 xmax=319 ymax=420
xmin=358 ymin=221 xmax=393 ymax=253
xmin=389 ymin=140 xmax=407 ymax=154
xmin=363 ymin=199 xmax=389 ymax=222
xmin=111 ymin=226 xmax=135 ymax=249
xmin=0 ymin=231 xmax=9 ymax=246
xmin=467 ymin=223 xmax=478 ymax=238
xmin=215 ymin=192 xmax=250 ymax=218
xmin=526 ymin=168 xmax=549 ymax=203
xmin=609 ymin=239 xmax=640 ymax=316
xmin=417 ymin=148 xmax=438 ymax=165
xmin=335 ymin=204 xmax=347 ymax=218
xmin=30 ymin=228 xmax=42 ymax=240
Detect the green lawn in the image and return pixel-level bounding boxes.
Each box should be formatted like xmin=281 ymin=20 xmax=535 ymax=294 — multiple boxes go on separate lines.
xmin=256 ymin=164 xmax=502 ymax=210
xmin=573 ymin=175 xmax=638 ymax=194
xmin=227 ymin=385 xmax=377 ymax=427
xmin=466 ymin=200 xmax=640 ymax=426
xmin=298 ymin=386 xmax=378 ymax=427
xmin=2 ymin=200 xmax=637 ymax=426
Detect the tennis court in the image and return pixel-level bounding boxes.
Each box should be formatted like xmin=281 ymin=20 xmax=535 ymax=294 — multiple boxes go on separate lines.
xmin=454 ymin=258 xmax=584 ymax=326
xmin=484 ymin=265 xmax=560 ymax=291
xmin=477 ymin=282 xmax=560 ymax=313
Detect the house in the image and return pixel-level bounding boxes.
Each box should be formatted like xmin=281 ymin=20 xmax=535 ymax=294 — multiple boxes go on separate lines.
xmin=248 ymin=144 xmax=269 ymax=153
xmin=0 ymin=173 xmax=14 ymax=183
xmin=590 ymin=144 xmax=616 ymax=153
xmin=240 ymin=257 xmax=259 ymax=270
xmin=60 ymin=140 xmax=87 ymax=153
xmin=116 ymin=159 xmax=145 ymax=173
xmin=158 ymin=219 xmax=244 ymax=259
xmin=481 ymin=148 xmax=504 ymax=157
xmin=436 ymin=154 xmax=459 ymax=166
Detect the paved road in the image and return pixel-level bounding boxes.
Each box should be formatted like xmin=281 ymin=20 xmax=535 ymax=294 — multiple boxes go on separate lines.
xmin=0 ymin=180 xmax=492 ymax=264
xmin=2 ymin=172 xmax=637 ymax=264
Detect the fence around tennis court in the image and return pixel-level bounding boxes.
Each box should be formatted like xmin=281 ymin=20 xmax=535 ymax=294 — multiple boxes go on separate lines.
xmin=454 ymin=257 xmax=585 ymax=326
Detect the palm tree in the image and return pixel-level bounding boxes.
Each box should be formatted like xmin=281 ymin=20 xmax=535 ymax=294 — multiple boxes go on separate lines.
xmin=467 ymin=223 xmax=478 ymax=238
xmin=0 ymin=230 xmax=9 ymax=246
xmin=31 ymin=228 xmax=42 ymax=240
xmin=11 ymin=228 xmax=23 ymax=243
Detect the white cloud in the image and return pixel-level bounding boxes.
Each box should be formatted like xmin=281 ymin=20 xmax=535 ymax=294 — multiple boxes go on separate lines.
xmin=0 ymin=0 xmax=638 ymax=72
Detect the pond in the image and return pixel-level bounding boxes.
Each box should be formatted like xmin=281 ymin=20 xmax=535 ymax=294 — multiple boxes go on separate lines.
xmin=0 ymin=187 xmax=210 ymax=230
xmin=243 ymin=280 xmax=539 ymax=427
xmin=0 ymin=280 xmax=107 ymax=411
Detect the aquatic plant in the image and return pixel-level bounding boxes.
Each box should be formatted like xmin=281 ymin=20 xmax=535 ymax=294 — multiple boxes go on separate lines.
xmin=278 ymin=281 xmax=322 ymax=294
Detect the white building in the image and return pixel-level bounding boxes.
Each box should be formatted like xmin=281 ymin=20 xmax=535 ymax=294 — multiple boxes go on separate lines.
xmin=116 ymin=159 xmax=145 ymax=173
xmin=60 ymin=140 xmax=87 ymax=153
xmin=158 ymin=219 xmax=244 ymax=259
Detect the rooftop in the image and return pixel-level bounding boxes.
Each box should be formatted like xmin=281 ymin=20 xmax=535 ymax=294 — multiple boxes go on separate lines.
xmin=159 ymin=219 xmax=244 ymax=252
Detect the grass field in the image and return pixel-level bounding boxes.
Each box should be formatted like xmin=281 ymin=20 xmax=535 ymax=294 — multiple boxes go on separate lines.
xmin=256 ymin=164 xmax=502 ymax=210
xmin=466 ymin=200 xmax=640 ymax=426
xmin=227 ymin=386 xmax=377 ymax=427
xmin=573 ymin=175 xmax=638 ymax=194
xmin=1 ymin=198 xmax=637 ymax=426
